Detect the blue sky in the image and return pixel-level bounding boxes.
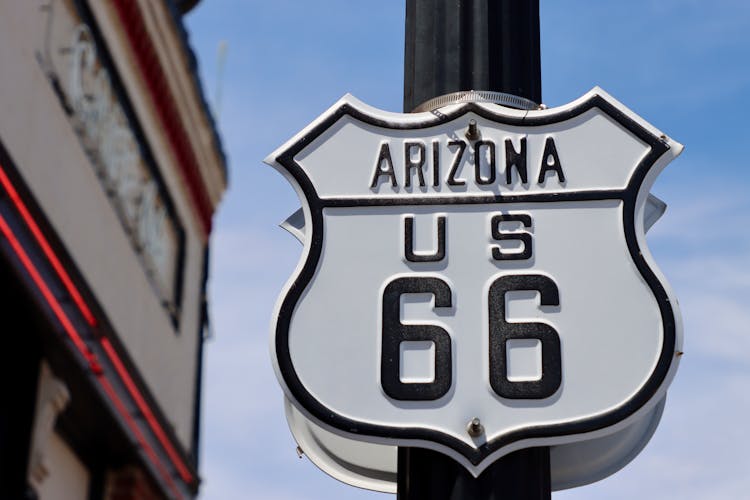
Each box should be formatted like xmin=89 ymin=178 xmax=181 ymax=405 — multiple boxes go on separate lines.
xmin=183 ymin=1 xmax=750 ymax=498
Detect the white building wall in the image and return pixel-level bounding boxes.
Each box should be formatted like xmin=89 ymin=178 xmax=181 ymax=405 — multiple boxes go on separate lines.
xmin=36 ymin=432 xmax=90 ymax=500
xmin=0 ymin=0 xmax=208 ymax=448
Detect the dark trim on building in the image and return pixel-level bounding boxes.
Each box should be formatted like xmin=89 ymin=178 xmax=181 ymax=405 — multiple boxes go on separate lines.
xmin=174 ymin=0 xmax=202 ymax=15
xmin=0 ymin=259 xmax=42 ymax=500
xmin=165 ymin=0 xmax=227 ymax=181
xmin=190 ymin=244 xmax=210 ymax=466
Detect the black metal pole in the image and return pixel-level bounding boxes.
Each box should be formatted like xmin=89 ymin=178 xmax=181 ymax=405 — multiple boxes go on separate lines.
xmin=398 ymin=447 xmax=550 ymax=500
xmin=404 ymin=0 xmax=541 ymax=112
xmin=399 ymin=1 xmax=550 ymax=499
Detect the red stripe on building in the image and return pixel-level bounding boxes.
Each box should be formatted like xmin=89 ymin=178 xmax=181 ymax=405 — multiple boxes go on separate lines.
xmin=111 ymin=0 xmax=214 ymax=237
xmin=0 ymin=161 xmax=194 ymax=495
xmin=0 ymin=213 xmax=91 ymax=358
xmin=99 ymin=376 xmax=183 ymax=500
xmin=0 ymin=167 xmax=97 ymax=327
xmin=101 ymin=337 xmax=194 ymax=483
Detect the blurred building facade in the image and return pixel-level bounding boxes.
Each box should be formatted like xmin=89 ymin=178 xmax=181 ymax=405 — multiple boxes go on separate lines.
xmin=0 ymin=1 xmax=226 ymax=498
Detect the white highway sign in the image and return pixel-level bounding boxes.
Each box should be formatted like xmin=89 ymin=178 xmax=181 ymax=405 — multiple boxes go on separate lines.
xmin=265 ymin=87 xmax=682 ymax=477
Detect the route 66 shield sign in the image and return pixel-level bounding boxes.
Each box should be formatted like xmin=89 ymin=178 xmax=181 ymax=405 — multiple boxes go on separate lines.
xmin=265 ymin=87 xmax=682 ymax=476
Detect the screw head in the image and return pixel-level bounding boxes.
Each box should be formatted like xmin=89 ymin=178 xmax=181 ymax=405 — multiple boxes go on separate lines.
xmin=466 ymin=417 xmax=484 ymax=437
xmin=465 ymin=119 xmax=480 ymax=141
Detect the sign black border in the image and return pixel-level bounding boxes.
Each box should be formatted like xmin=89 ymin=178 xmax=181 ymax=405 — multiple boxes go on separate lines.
xmin=272 ymin=94 xmax=676 ymax=467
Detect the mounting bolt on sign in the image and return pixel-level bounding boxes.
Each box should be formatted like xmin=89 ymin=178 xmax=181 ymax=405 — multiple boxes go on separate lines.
xmin=467 ymin=418 xmax=484 ymax=438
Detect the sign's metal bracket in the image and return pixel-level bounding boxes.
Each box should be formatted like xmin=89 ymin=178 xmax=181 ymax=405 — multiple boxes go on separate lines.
xmin=412 ymin=90 xmax=540 ymax=112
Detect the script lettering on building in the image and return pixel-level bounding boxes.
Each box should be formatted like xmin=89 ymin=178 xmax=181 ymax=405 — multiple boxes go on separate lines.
xmin=37 ymin=6 xmax=184 ymax=322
